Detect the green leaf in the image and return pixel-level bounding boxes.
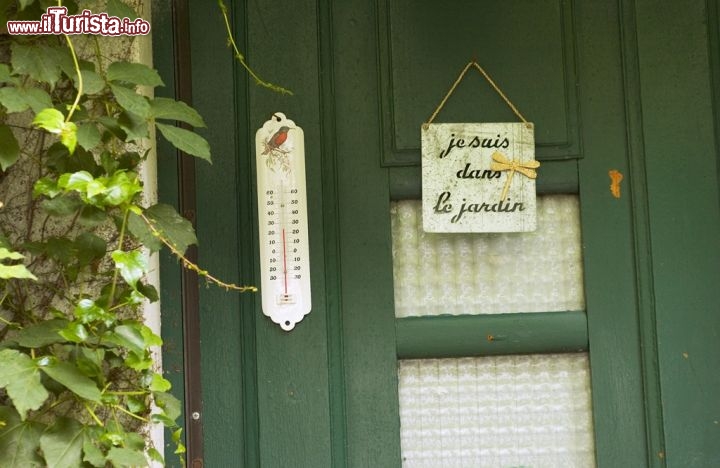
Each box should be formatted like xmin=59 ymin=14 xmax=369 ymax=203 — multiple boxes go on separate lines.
xmin=41 ymin=194 xmax=83 ymax=216
xmin=20 ymin=87 xmax=52 ymax=113
xmin=58 ymin=322 xmax=89 ymax=344
xmin=117 ymin=110 xmax=149 ymax=142
xmin=10 ymin=43 xmax=62 ymax=86
xmin=78 ymin=206 xmax=107 ymax=227
xmin=33 ymin=177 xmax=60 ymax=198
xmin=74 ymin=298 xmax=113 ymax=325
xmin=39 ymin=417 xmax=84 ymax=468
xmin=0 ymin=125 xmax=19 ymax=171
xmin=148 ymin=447 xmax=164 ymax=464
xmin=0 ymin=247 xmax=23 ymax=261
xmin=156 ymin=122 xmax=211 ymax=162
xmin=75 ymin=233 xmax=107 ymax=267
xmin=149 ymin=373 xmax=171 ymax=392
xmin=123 ymin=431 xmax=145 ymax=451
xmin=32 ymin=108 xmax=65 ymax=134
xmin=82 ymin=439 xmax=105 ymax=467
xmin=126 ymin=396 xmax=146 ymax=414
xmin=50 ymin=145 xmax=104 ymax=177
xmin=42 ymin=237 xmax=76 ymax=266
xmin=58 ymin=170 xmax=93 ymax=191
xmin=0 ymin=261 xmax=37 ymax=280
xmin=50 ymin=44 xmax=75 ymax=79
xmin=0 ymin=64 xmax=12 ymax=82
xmin=107 ymin=61 xmax=163 ymax=87
xmin=140 ymin=324 xmax=162 ymax=347
xmin=76 ymin=123 xmax=101 ymax=150
xmin=33 ymin=109 xmax=77 ymax=154
xmin=59 ymin=121 xmax=78 ymax=154
xmin=97 ymin=115 xmax=127 ymax=141
xmin=109 ymin=324 xmax=145 ymax=356
xmin=39 ymin=361 xmax=102 ymax=402
xmin=136 ymin=282 xmax=159 ymax=302
xmin=0 ymin=264 xmax=37 ymax=280
xmin=0 ymin=406 xmax=45 ymax=467
xmin=109 ymin=84 xmax=150 ymax=118
xmin=107 ymin=447 xmax=147 ymax=467
xmin=154 ymin=391 xmax=181 ymax=421
xmin=149 ymin=97 xmax=206 ymax=127
xmin=103 ymin=171 xmax=142 ymax=206
xmin=99 ymin=428 xmax=124 ymax=447
xmin=77 ymin=69 xmax=105 ymax=95
xmin=151 ymin=412 xmax=176 ymax=427
xmin=106 ymin=0 xmax=138 ymax=20
xmin=145 ymin=203 xmax=198 ymax=254
xmin=85 ymin=179 xmax=106 ymax=199
xmin=0 ymin=87 xmax=29 ymax=113
xmin=112 ymin=250 xmax=147 ymax=288
xmin=14 ymin=319 xmax=69 ymax=348
xmin=124 ymin=353 xmax=152 ymax=370
xmin=75 ymin=348 xmax=104 ymax=382
xmin=0 ymin=349 xmax=49 ymax=419
xmin=0 ymin=248 xmax=37 ymax=280
xmin=127 ymin=211 xmax=163 ymax=252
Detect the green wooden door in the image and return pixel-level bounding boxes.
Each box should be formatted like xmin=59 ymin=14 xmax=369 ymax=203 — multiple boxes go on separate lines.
xmin=154 ymin=1 xmax=720 ymax=467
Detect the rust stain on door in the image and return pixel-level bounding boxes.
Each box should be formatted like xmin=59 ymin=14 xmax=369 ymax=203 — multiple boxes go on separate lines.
xmin=609 ymin=170 xmax=624 ymax=198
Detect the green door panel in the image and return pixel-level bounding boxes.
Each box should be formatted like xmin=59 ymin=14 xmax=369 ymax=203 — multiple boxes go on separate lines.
xmin=376 ymin=0 xmax=581 ymax=165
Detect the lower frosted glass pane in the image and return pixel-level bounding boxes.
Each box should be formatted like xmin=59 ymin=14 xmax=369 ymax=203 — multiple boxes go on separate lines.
xmin=391 ymin=195 xmax=584 ymax=317
xmin=399 ymin=354 xmax=595 ymax=468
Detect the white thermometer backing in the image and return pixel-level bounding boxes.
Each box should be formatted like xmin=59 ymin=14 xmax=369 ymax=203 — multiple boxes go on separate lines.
xmin=255 ymin=113 xmax=311 ymax=331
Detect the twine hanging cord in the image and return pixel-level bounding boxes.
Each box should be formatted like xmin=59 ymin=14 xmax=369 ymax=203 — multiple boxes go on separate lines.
xmin=423 ymin=61 xmax=530 ymax=128
xmin=423 ymin=60 xmax=539 ymax=202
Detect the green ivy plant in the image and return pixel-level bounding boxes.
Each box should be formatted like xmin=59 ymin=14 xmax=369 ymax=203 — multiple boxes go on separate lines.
xmin=0 ymin=1 xmax=262 ymax=466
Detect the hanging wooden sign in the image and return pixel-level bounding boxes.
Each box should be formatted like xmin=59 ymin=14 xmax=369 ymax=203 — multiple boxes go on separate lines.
xmin=422 ymin=122 xmax=537 ymax=232
xmin=421 ymin=61 xmax=540 ymax=233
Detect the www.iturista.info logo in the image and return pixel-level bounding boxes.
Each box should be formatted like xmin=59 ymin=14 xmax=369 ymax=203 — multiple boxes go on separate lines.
xmin=7 ymin=6 xmax=150 ymax=36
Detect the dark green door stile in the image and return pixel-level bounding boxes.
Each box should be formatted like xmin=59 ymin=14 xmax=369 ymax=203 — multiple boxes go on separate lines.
xmin=317 ymin=2 xmax=349 ymax=466
xmin=577 ymin=1 xmax=658 ymax=463
xmin=617 ymin=0 xmax=665 ymax=462
xmin=634 ymin=2 xmax=720 ymax=464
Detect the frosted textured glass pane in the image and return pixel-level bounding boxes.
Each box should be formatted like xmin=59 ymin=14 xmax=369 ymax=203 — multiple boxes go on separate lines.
xmin=391 ymin=195 xmax=584 ymax=317
xmin=399 ymin=354 xmax=595 ymax=468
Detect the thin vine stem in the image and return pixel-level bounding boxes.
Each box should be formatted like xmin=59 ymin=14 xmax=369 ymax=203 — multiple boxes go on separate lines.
xmin=113 ymin=404 xmax=149 ymax=423
xmin=106 ymin=390 xmax=147 ymax=396
xmin=108 ymin=208 xmax=130 ymax=308
xmin=84 ymin=402 xmax=104 ymax=427
xmin=218 ymin=0 xmax=293 ymax=95
xmin=0 ymin=315 xmax=18 ymax=327
xmin=138 ymin=212 xmax=257 ymax=293
xmin=59 ymin=0 xmax=83 ymax=122
xmin=63 ymin=35 xmax=83 ymax=122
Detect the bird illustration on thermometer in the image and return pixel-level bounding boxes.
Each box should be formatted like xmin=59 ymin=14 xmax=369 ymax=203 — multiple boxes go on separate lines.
xmin=262 ymin=125 xmax=293 ymax=173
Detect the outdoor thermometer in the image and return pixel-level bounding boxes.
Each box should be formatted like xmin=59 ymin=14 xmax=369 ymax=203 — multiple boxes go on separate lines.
xmin=255 ymin=113 xmax=311 ymax=331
